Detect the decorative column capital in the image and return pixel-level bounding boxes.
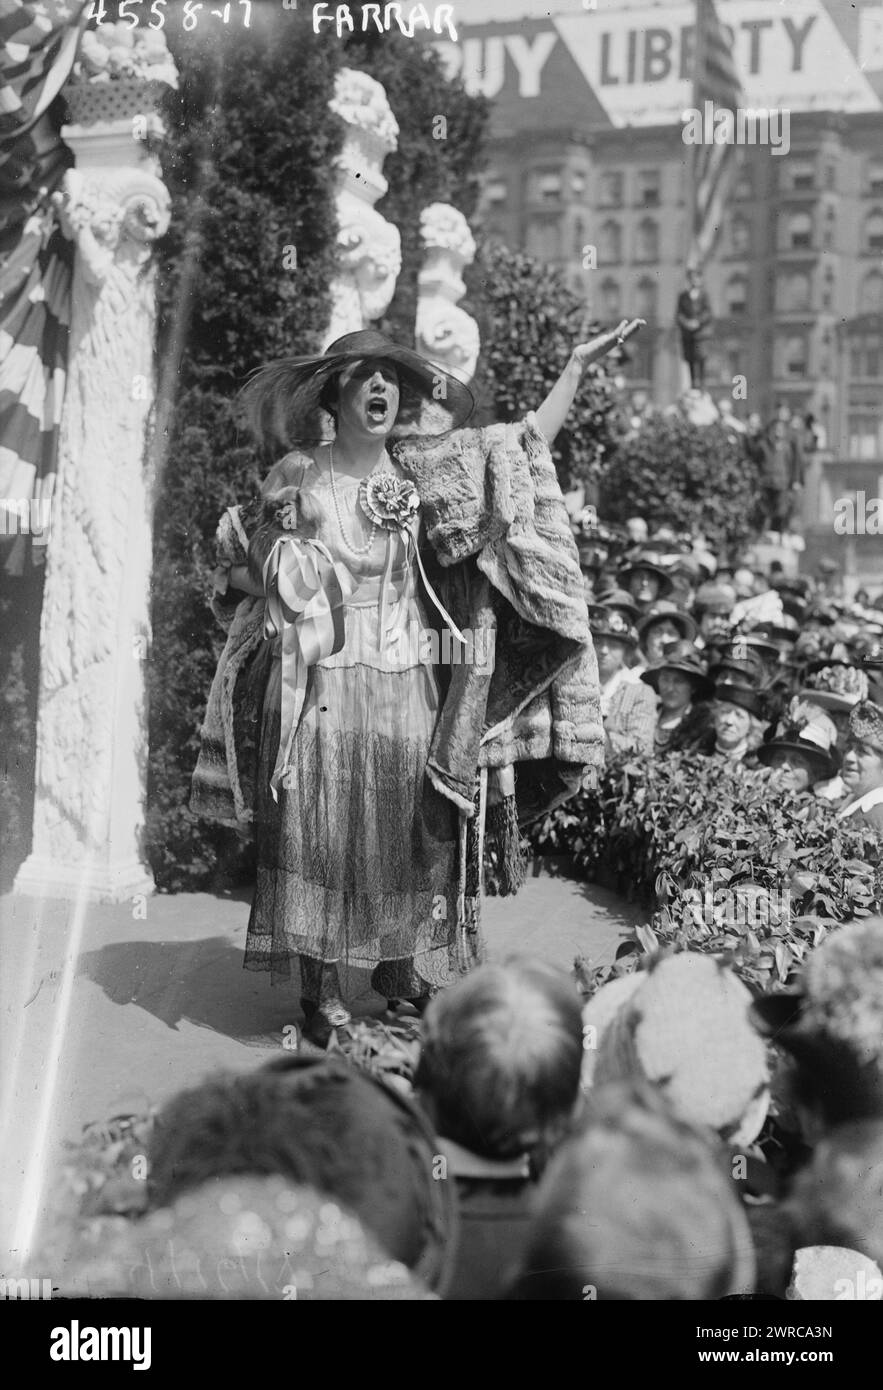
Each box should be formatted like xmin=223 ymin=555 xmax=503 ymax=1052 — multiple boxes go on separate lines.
xmin=323 ymin=68 xmax=402 ymax=348
xmin=416 ymin=203 xmax=480 ymax=384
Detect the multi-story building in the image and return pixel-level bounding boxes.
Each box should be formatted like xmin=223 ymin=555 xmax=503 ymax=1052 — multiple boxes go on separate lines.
xmin=432 ymin=0 xmax=883 ymax=584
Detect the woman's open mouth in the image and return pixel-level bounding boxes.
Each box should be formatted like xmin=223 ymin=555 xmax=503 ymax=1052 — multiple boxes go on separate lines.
xmin=366 ymin=394 xmax=389 ymax=423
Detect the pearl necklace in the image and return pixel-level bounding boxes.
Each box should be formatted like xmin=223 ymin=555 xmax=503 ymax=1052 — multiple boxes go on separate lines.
xmin=327 ymin=444 xmax=379 ymax=558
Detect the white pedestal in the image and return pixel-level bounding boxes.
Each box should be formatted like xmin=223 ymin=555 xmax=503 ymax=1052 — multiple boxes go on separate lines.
xmin=13 ymin=116 xmax=169 ymax=905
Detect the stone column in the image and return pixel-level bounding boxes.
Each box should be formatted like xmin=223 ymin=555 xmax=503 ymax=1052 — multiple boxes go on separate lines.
xmin=14 ymin=104 xmax=170 ymax=903
xmin=323 ymin=68 xmax=402 ymax=348
xmin=415 ymin=202 xmax=480 ymax=384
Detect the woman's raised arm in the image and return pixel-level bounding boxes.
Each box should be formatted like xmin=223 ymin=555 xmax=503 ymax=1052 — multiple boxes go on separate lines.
xmin=534 ymin=319 xmax=643 ymax=445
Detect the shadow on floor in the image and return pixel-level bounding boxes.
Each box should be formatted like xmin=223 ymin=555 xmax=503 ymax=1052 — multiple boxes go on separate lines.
xmin=77 ymin=936 xmax=386 ymax=1041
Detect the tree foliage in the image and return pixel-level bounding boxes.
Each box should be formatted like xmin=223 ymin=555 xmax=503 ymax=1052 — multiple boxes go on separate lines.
xmin=599 ymin=414 xmax=764 ymax=552
xmin=467 ymin=242 xmax=626 ymax=492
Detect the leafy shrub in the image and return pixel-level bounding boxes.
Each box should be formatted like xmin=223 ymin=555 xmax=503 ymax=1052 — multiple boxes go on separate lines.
xmin=467 ymin=243 xmax=627 ymax=493
xmin=599 ymin=415 xmax=765 ymax=553
xmin=531 ymin=751 xmax=883 ymax=995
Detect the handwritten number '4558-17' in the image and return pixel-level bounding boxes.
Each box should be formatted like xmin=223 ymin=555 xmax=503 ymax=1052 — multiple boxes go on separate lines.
xmin=87 ymin=1 xmax=252 ymax=28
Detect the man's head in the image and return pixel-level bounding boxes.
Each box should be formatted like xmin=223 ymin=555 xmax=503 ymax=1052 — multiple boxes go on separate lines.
xmin=415 ymin=960 xmax=584 ymax=1162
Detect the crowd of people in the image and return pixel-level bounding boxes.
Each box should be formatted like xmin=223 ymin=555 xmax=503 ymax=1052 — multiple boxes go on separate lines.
xmin=58 ymin=923 xmax=883 ymax=1300
xmin=575 ymin=511 xmax=883 ymax=833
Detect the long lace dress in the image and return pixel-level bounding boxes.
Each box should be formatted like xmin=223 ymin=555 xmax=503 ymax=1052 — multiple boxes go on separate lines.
xmin=244 ymin=454 xmax=461 ymax=1003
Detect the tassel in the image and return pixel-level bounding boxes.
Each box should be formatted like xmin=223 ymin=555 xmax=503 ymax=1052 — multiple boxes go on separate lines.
xmin=486 ymin=793 xmax=528 ymax=897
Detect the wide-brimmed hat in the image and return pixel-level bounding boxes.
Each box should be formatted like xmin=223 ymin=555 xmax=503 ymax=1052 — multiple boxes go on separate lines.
xmin=748 ymin=617 xmax=800 ymax=649
xmin=240 ymin=329 xmax=475 ymax=449
xmin=798 ymin=664 xmax=869 ymax=713
xmin=618 ymin=556 xmax=675 ymax=598
xmin=713 ymin=681 xmax=767 ymax=719
xmin=710 ymin=640 xmax=766 ymax=686
xmin=756 ymin=719 xmax=839 ymax=782
xmin=637 ymin=599 xmax=698 ymax=645
xmin=695 ymin=581 xmax=736 ymax=614
xmin=593 ymin=586 xmax=641 ymax=624
xmin=589 ymin=604 xmax=638 ymax=646
xmin=729 ymin=633 xmax=782 ymax=663
xmin=641 ymin=640 xmax=714 ymax=699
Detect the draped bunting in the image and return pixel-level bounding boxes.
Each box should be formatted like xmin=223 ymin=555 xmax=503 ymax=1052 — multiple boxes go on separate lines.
xmin=0 ymin=0 xmax=88 ymax=574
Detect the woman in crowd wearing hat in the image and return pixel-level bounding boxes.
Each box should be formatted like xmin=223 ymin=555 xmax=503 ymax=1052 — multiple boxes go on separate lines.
xmin=791 ymin=662 xmax=869 ymax=801
xmin=756 ymin=717 xmax=840 ymax=797
xmin=617 ymin=555 xmax=675 ymax=613
xmin=694 ymin=581 xmax=736 ymax=653
xmin=837 ymin=700 xmax=883 ymax=833
xmin=590 ymin=603 xmax=657 ymax=757
xmin=707 ymin=680 xmax=767 ymax=766
xmin=192 ymin=324 xmax=631 ymax=1044
xmin=640 ymin=639 xmax=714 ymax=754
xmin=637 ymin=599 xmax=697 ymax=667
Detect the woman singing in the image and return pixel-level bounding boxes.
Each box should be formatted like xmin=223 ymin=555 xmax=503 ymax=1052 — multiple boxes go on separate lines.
xmin=193 ymin=322 xmax=637 ymax=1045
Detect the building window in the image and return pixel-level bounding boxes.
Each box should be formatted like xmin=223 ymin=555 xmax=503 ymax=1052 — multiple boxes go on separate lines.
xmin=860 ymin=271 xmax=883 ymax=314
xmin=848 ymin=410 xmax=883 ymax=460
xmin=726 ymin=273 xmax=748 ymax=315
xmin=599 ymin=171 xmax=623 ymax=208
xmin=790 ymin=162 xmax=815 ymax=192
xmin=735 ymin=165 xmax=753 ymax=200
xmin=867 ymin=209 xmax=883 ymax=252
xmin=635 ymin=276 xmax=657 ymax=320
xmin=730 ymin=217 xmax=751 ymax=255
xmin=635 ymin=217 xmax=659 ymax=262
xmin=600 ymin=219 xmax=622 ymax=263
xmin=782 ymin=334 xmax=808 ymax=377
xmin=786 ymin=211 xmax=813 ymax=250
xmin=600 ymin=278 xmax=621 ymax=320
xmin=780 ymin=271 xmax=811 ymax=313
xmin=637 ymin=169 xmax=660 ymax=208
xmin=869 ymin=161 xmax=883 ymax=196
xmin=726 ymin=343 xmax=743 ymax=379
xmin=525 ymin=217 xmax=560 ymax=261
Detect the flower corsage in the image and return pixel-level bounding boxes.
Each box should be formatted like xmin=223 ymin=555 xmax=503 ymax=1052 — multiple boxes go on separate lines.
xmin=359 ymin=473 xmax=420 ymax=531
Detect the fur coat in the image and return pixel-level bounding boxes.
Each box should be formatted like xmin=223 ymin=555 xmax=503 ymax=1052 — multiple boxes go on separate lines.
xmin=190 ymin=412 xmax=603 ymax=830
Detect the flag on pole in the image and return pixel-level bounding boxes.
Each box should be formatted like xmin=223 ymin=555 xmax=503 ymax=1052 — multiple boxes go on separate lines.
xmin=0 ymin=1 xmax=89 ymax=574
xmin=689 ymin=0 xmax=745 ymax=268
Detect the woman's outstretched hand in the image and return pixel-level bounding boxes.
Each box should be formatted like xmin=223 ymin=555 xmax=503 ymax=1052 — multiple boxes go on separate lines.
xmin=535 ymin=318 xmax=645 ymax=444
xmin=571 ymin=319 xmax=632 ymax=372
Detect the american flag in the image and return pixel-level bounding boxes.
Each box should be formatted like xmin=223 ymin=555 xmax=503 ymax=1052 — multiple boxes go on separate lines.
xmin=689 ymin=0 xmax=745 ymax=267
xmin=0 ymin=1 xmax=88 ymax=575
